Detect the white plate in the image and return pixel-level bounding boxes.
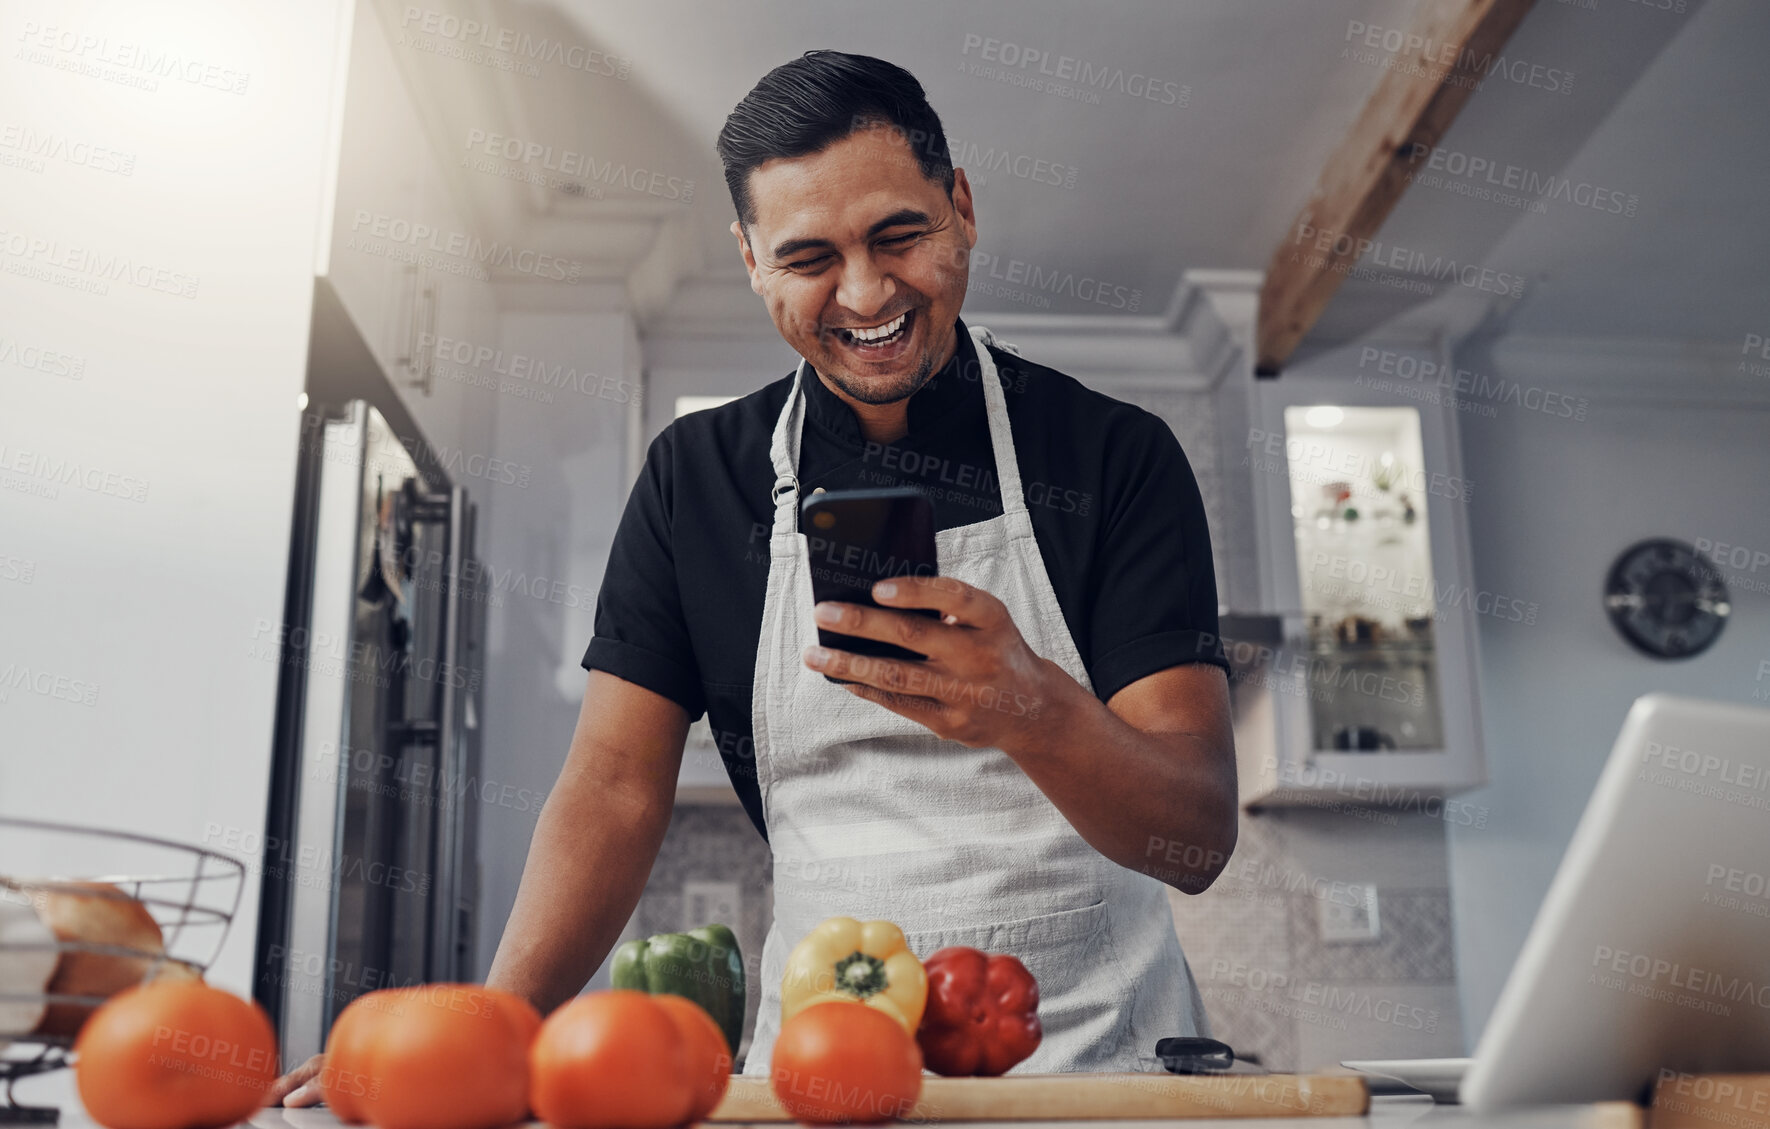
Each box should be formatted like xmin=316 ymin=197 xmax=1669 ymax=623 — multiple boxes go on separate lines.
xmin=1341 ymin=1058 xmax=1473 ymax=1104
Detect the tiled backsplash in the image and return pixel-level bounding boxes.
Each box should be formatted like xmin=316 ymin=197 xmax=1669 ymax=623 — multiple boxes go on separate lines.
xmin=642 ymin=799 xmax=1464 ymax=1072
xmin=631 ymin=803 xmax=772 ymax=1059
xmin=1168 ymin=806 xmax=1465 ymax=1070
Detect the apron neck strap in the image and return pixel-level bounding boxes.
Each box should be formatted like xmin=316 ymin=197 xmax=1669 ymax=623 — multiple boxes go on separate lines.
xmin=764 ymin=324 xmax=1029 ymax=535
xmin=969 ymin=324 xmax=1028 ymax=519
xmin=769 ymin=362 xmax=807 ymax=535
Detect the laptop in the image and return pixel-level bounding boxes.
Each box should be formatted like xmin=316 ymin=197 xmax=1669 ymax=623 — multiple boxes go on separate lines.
xmin=1344 ymin=694 xmax=1770 ymax=1109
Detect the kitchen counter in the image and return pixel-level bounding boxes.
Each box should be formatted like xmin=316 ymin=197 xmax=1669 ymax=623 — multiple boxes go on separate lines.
xmin=22 ymin=1089 xmax=1649 ymax=1129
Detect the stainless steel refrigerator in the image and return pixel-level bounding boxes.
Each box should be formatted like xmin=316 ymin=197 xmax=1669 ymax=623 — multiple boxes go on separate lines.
xmin=256 ymin=383 xmax=487 ymax=1063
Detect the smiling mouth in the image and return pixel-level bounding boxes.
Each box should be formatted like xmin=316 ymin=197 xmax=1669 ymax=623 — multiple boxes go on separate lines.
xmin=834 ymin=308 xmax=913 ymax=348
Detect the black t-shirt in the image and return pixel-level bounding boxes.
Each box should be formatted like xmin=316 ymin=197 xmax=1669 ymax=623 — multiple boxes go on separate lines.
xmin=583 ymin=316 xmax=1228 ymax=839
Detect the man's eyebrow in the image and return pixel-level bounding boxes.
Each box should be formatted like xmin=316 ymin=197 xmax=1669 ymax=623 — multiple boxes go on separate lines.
xmin=769 ymin=209 xmax=934 ymax=261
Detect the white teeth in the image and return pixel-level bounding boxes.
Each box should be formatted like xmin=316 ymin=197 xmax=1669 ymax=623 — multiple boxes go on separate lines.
xmin=844 ymin=312 xmax=908 ymax=343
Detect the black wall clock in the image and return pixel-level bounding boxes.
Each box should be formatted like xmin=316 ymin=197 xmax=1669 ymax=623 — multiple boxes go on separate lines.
xmin=1603 ymin=538 xmax=1731 ymax=659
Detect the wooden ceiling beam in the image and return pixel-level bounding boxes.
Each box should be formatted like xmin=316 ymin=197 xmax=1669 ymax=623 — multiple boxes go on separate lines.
xmin=1255 ymin=0 xmax=1539 ymax=375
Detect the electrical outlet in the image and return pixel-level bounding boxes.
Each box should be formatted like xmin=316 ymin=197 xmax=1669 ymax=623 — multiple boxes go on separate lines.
xmin=1317 ymin=883 xmax=1381 ymax=943
xmin=683 ymin=880 xmax=741 ymax=931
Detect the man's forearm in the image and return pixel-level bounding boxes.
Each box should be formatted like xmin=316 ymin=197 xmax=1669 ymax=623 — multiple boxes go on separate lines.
xmin=486 ymin=754 xmax=673 ymax=1015
xmin=1005 ymin=660 xmax=1237 ymax=892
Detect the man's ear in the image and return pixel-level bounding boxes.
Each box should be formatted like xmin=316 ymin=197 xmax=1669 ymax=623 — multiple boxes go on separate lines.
xmin=731 ymin=220 xmax=761 ymax=294
xmin=949 ymin=168 xmax=978 ymax=252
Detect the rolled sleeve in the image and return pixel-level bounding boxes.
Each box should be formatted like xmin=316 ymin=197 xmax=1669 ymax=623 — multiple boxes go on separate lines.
xmin=1090 ymin=629 xmax=1230 ymax=703
xmin=581 ymin=636 xmax=705 ymax=720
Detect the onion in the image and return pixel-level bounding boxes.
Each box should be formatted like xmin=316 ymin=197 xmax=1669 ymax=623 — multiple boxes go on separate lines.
xmin=0 ymin=886 xmax=58 ymax=1042
xmin=0 ymin=881 xmax=166 ymax=1037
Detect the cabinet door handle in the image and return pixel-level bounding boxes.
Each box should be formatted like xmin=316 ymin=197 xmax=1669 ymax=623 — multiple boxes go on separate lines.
xmin=397 ymin=265 xmax=436 ymax=396
xmin=418 ymin=271 xmax=437 ymax=396
xmin=396 ymin=263 xmax=419 ymax=378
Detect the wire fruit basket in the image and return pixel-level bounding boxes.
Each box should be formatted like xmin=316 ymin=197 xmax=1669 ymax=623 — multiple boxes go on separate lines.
xmin=0 ymin=817 xmax=247 ymax=1123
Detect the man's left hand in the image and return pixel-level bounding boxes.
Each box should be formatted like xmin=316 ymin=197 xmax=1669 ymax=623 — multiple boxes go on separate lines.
xmin=804 ymin=575 xmax=1075 ymax=752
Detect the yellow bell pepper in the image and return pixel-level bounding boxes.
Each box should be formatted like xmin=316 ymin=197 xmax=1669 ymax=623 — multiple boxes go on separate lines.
xmin=781 ymin=916 xmax=927 ymax=1033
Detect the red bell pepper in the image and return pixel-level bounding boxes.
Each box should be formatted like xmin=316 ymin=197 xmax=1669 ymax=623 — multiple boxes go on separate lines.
xmin=915 ymin=946 xmax=1041 ymax=1076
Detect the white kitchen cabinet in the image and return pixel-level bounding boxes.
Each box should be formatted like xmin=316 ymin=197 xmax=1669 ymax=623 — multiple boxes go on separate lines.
xmin=316 ymin=0 xmax=504 ymax=487
xmin=322 ymin=0 xmax=428 ymax=384
xmin=1229 ymin=347 xmax=1488 ymax=808
xmin=405 ymin=165 xmax=502 ymax=471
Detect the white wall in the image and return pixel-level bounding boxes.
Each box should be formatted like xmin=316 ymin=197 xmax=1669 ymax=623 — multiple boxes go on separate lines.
xmin=1446 ymin=340 xmax=1770 ymax=1044
xmin=470 ymin=308 xmax=636 ymax=976
xmin=0 ymin=0 xmax=347 ymax=995
xmin=642 ymin=333 xmax=799 ymax=445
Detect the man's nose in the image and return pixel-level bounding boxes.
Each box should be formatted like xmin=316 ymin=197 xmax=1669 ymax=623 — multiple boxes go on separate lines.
xmin=834 ymin=257 xmax=897 ymax=321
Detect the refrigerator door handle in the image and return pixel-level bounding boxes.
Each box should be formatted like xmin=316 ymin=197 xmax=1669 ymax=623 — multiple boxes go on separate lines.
xmin=433 ymin=485 xmax=466 ymax=979
xmin=405 ymin=484 xmax=467 ymax=980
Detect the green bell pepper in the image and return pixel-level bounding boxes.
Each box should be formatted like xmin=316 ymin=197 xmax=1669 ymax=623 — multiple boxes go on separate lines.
xmin=611 ymin=923 xmax=745 ymax=1055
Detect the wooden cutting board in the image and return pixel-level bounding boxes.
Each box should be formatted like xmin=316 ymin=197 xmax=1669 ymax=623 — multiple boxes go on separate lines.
xmin=708 ymin=1072 xmax=1370 ymax=1121
xmin=1649 ymin=1072 xmax=1770 ymax=1129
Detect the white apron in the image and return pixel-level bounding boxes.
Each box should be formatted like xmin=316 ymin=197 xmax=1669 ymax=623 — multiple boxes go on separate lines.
xmin=742 ymin=324 xmax=1209 ymax=1076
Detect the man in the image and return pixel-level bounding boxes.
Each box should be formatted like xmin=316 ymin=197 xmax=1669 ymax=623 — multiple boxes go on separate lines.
xmin=277 ymin=48 xmax=1233 ymax=1103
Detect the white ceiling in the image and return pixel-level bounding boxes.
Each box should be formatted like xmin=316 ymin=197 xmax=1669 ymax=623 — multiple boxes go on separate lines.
xmin=545 ymin=0 xmax=1417 ymax=274
xmin=389 ymin=0 xmax=1767 ymax=356
xmin=1304 ymin=0 xmax=1770 ymax=352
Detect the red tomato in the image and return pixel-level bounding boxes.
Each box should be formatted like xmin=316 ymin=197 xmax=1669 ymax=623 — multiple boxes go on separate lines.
xmin=321 ymin=987 xmax=405 ymax=1124
xmin=653 ymin=994 xmax=732 ymax=1122
xmin=771 ymin=1001 xmax=922 ymax=1125
xmin=482 ymin=986 xmax=541 ymax=1046
xmin=74 ymin=979 xmax=278 ymax=1129
xmin=325 ymin=984 xmax=530 ymax=1129
xmin=530 ymin=990 xmax=694 ymax=1129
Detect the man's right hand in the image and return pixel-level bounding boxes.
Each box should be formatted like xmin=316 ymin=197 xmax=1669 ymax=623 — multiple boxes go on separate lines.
xmin=266 ymin=1053 xmax=326 ymax=1107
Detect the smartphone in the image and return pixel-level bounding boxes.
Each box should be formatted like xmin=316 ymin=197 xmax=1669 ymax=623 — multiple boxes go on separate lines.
xmin=800 ymin=487 xmax=940 ymax=683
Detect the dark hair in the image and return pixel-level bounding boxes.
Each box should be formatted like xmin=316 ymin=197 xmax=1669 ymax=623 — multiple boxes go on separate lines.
xmin=716 ymin=50 xmax=955 ymax=239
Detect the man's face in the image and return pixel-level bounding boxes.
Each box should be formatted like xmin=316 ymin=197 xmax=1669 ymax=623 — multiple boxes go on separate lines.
xmin=732 ymin=123 xmax=976 ymax=406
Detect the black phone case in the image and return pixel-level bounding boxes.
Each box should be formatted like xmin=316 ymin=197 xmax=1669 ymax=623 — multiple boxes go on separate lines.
xmin=800 ymin=488 xmax=939 ymax=684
